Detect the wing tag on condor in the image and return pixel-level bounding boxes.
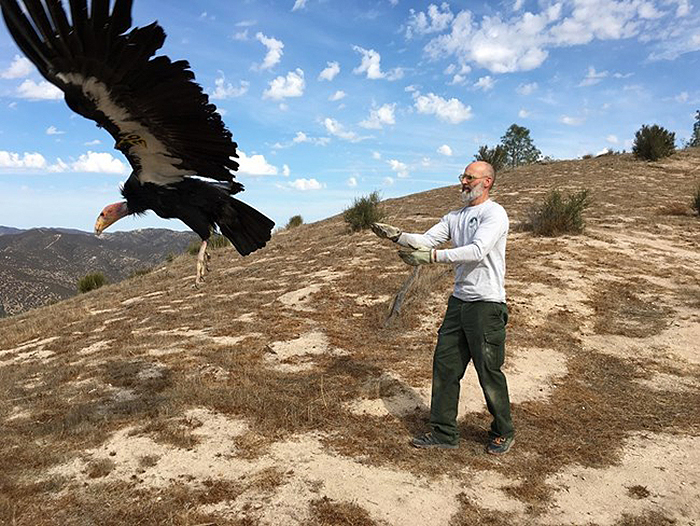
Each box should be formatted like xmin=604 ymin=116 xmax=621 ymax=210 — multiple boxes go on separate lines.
xmin=116 ymin=134 xmax=148 ymax=149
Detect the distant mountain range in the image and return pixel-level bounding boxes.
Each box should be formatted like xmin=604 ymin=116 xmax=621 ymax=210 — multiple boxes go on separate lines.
xmin=0 ymin=226 xmax=196 ymax=316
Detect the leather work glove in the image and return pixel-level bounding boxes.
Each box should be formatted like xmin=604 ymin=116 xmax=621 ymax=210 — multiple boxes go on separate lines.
xmin=398 ymin=247 xmax=436 ymax=266
xmin=371 ymin=222 xmax=402 ymax=242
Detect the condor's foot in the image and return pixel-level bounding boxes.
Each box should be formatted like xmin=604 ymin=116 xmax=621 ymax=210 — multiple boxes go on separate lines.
xmin=195 ymin=240 xmax=211 ymax=287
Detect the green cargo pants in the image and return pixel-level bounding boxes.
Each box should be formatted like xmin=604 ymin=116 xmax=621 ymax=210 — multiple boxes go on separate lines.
xmin=429 ymin=295 xmax=514 ymax=445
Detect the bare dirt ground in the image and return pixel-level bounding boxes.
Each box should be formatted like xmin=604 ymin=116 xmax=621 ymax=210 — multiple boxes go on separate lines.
xmin=1 ymin=150 xmax=699 ymax=525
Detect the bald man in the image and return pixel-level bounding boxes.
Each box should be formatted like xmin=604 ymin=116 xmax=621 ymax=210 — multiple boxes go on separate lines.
xmin=372 ymin=160 xmax=514 ymax=455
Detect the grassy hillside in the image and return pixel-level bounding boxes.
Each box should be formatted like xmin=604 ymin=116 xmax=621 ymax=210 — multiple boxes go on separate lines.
xmin=1 ymin=150 xmax=698 ymax=525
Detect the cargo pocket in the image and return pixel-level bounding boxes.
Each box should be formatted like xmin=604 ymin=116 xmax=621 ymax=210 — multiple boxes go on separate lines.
xmin=483 ymin=329 xmax=506 ymax=369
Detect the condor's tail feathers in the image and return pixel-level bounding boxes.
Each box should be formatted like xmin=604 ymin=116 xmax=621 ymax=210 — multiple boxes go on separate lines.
xmin=218 ymin=198 xmax=274 ymax=256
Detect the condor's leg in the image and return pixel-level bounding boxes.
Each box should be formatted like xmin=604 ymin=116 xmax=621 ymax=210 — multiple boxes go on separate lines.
xmin=195 ymin=239 xmax=211 ymax=287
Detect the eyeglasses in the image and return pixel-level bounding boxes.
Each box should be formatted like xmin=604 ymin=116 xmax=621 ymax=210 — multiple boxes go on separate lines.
xmin=458 ymin=173 xmax=487 ymax=183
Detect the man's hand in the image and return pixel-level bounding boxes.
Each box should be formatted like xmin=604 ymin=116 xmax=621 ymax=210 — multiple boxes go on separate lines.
xmin=371 ymin=222 xmax=402 ymax=242
xmin=398 ymin=248 xmax=435 ymax=266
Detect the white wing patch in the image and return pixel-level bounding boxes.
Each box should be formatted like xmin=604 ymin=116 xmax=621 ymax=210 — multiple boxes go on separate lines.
xmin=57 ymin=72 xmax=194 ymax=185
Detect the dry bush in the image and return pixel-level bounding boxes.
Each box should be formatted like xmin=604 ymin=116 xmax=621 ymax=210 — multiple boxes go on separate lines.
xmin=343 ymin=191 xmax=385 ymax=232
xmin=633 ymin=124 xmax=676 ymax=161
xmin=524 ymin=189 xmax=591 ymax=236
xmin=657 ymin=202 xmax=690 ymax=216
xmin=285 ymin=214 xmax=304 ymax=228
xmin=77 ymin=272 xmax=108 ymax=293
xmin=693 ymin=184 xmax=700 ymax=216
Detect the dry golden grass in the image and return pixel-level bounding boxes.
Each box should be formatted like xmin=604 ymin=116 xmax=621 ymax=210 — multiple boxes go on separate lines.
xmin=1 ymin=150 xmax=699 ymax=525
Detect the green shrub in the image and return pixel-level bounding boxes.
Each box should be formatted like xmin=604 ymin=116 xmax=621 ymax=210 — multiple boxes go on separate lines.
xmin=187 ymin=234 xmax=229 ymax=255
xmin=78 ymin=272 xmax=107 ymax=293
xmin=633 ymin=124 xmax=676 ymax=161
xmin=475 ymin=144 xmax=508 ymax=172
xmin=208 ymin=233 xmax=230 ymax=249
xmin=286 ymin=215 xmax=304 ymax=229
xmin=343 ymin=191 xmax=385 ymax=232
xmin=692 ymin=184 xmax=700 ymax=216
xmin=526 ymin=189 xmax=591 ymax=236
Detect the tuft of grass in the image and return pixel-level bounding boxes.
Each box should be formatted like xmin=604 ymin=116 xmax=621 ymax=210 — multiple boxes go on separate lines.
xmin=343 ymin=191 xmax=385 ymax=232
xmin=632 ymin=124 xmax=676 ymax=161
xmin=77 ymin=272 xmax=108 ymax=294
xmin=128 ymin=267 xmax=153 ymax=279
xmin=84 ymin=458 xmax=116 ymax=479
xmin=308 ymin=496 xmax=378 ymax=526
xmin=285 ymin=214 xmax=304 ymax=229
xmin=525 ymin=189 xmax=591 ymax=236
xmin=692 ymin=184 xmax=700 ymax=216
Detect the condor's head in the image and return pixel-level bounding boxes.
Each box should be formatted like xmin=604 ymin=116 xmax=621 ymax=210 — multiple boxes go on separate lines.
xmin=94 ymin=202 xmax=129 ymax=235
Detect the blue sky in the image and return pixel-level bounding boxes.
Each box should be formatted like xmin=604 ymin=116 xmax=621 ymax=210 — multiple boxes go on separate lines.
xmin=1 ymin=0 xmax=699 ymax=232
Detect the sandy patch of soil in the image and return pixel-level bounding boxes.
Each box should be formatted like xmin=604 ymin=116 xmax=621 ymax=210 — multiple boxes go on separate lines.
xmin=543 ymin=433 xmax=700 ymax=526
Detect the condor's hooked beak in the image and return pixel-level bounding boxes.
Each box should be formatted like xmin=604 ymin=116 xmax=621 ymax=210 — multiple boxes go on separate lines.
xmin=95 ymin=202 xmax=129 ymax=235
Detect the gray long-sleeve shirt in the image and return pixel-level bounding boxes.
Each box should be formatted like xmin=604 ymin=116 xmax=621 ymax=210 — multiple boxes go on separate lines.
xmin=398 ymin=199 xmax=508 ymax=303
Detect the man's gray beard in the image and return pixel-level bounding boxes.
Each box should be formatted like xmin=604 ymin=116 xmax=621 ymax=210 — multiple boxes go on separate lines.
xmin=461 ymin=182 xmax=484 ymax=204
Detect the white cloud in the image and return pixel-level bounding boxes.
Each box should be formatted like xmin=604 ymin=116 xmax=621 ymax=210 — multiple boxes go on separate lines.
xmin=84 ymin=139 xmax=101 ymax=146
xmin=293 ymin=131 xmax=330 ymax=146
xmin=256 ymin=32 xmax=284 ymax=70
xmin=388 ymin=159 xmax=409 ymax=178
xmin=274 ymin=131 xmax=329 ymax=149
xmin=323 ymin=117 xmax=363 ymax=142
xmin=46 ymin=126 xmax=65 ymax=135
xmin=372 ymin=151 xmax=382 ymax=160
xmin=383 ymin=177 xmax=395 ymax=185
xmin=263 ymin=69 xmax=305 ymax=100
xmin=437 ymin=144 xmax=453 ymax=156
xmin=289 ymin=178 xmax=324 ymax=190
xmin=352 ymin=46 xmax=403 ymax=81
xmin=359 ymin=103 xmax=396 ymax=129
xmin=233 ymin=29 xmax=249 ymax=41
xmin=292 ymin=0 xmax=307 ymax=11
xmin=17 ymin=79 xmax=62 ymax=100
xmin=606 ymin=134 xmax=619 ymax=144
xmin=560 ymin=115 xmax=586 ymax=126
xmin=473 ymin=75 xmax=495 ymax=91
xmin=419 ymin=2 xmax=695 ymax=74
xmin=1 ymin=55 xmax=33 ymax=79
xmin=0 ymin=150 xmax=47 ymax=169
xmin=675 ymin=91 xmax=689 ymax=103
xmin=353 ymin=46 xmax=385 ymax=79
xmin=237 ymin=150 xmax=278 ymax=175
xmin=517 ymin=82 xmax=538 ymax=95
xmin=1 ymin=150 xmax=129 ymax=174
xmin=72 ymin=151 xmax=127 ymax=174
xmin=406 ymin=3 xmax=454 ymax=38
xmin=211 ymin=76 xmax=249 ymax=99
xmin=329 ymin=90 xmax=346 ymax=101
xmin=347 ymin=176 xmax=358 ymax=187
xmin=282 ymin=164 xmax=291 ymax=176
xmin=413 ymin=92 xmax=472 ymax=124
xmin=318 ymin=61 xmax=340 ymax=81
xmin=518 ymin=108 xmax=530 ymax=118
xmin=578 ymin=66 xmax=608 ymax=87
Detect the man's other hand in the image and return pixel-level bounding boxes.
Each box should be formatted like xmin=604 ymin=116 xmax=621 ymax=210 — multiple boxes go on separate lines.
xmin=398 ymin=248 xmax=435 ymax=266
xmin=371 ymin=223 xmax=402 ymax=241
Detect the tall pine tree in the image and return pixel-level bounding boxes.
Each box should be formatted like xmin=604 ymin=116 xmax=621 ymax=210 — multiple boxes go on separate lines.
xmin=501 ymin=124 xmax=542 ymax=168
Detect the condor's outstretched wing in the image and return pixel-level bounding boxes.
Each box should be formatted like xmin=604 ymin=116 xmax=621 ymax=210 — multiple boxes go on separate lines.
xmin=0 ymin=0 xmax=239 ymax=186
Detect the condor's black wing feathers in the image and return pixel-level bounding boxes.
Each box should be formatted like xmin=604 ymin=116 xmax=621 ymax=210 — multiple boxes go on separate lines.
xmin=0 ymin=0 xmax=239 ymax=186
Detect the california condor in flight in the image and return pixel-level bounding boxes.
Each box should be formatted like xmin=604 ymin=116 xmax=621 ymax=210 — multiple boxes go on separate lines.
xmin=1 ymin=0 xmax=275 ymax=285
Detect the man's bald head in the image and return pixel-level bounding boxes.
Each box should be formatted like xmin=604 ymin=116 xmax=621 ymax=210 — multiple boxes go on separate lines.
xmin=465 ymin=161 xmax=495 ymax=180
